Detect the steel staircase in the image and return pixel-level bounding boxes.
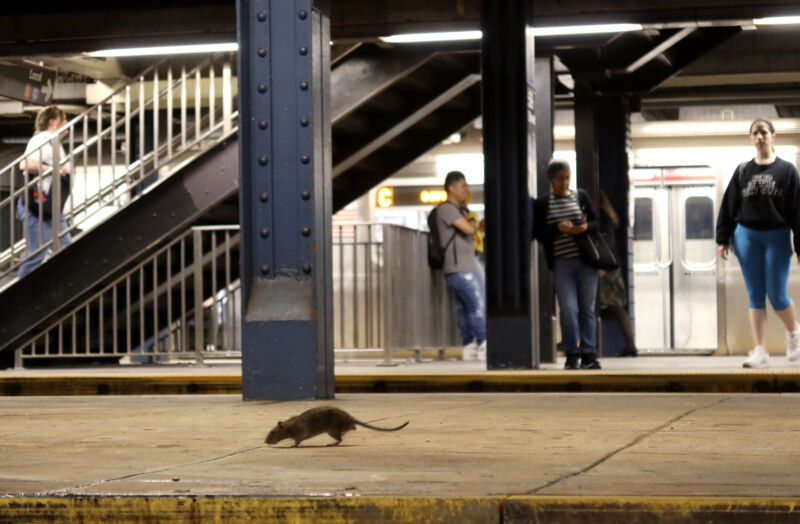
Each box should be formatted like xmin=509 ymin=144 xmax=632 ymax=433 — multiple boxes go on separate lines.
xmin=0 ymin=44 xmax=481 ymax=366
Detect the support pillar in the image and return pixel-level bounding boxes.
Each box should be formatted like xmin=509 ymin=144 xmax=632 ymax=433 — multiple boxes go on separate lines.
xmin=574 ymin=91 xmax=631 ymax=285
xmin=534 ymin=55 xmax=555 ymax=363
xmin=597 ymin=96 xmax=632 ymax=286
xmin=481 ymin=0 xmax=537 ymax=369
xmin=237 ymin=0 xmax=333 ymax=400
xmin=574 ymin=85 xmax=599 ymax=208
xmin=574 ymin=90 xmax=632 ymax=355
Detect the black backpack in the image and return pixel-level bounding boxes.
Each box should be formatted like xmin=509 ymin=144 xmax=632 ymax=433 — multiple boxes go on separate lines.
xmin=427 ymin=202 xmax=458 ymax=269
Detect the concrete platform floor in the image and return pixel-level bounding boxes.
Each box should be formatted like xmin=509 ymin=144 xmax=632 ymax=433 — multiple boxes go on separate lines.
xmin=2 ymin=392 xmax=800 ymax=522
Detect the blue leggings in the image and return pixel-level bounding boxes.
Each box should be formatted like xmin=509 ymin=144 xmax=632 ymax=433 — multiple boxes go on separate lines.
xmin=734 ymin=224 xmax=793 ymax=310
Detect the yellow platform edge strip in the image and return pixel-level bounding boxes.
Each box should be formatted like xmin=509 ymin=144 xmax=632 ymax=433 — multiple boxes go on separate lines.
xmin=0 ymin=496 xmax=798 ymax=524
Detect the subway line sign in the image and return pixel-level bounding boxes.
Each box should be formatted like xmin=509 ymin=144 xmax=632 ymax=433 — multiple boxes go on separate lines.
xmin=0 ymin=62 xmax=56 ymax=105
xmin=376 ymin=185 xmax=484 ymax=207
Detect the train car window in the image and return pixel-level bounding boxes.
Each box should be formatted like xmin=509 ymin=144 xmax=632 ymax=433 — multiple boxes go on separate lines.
xmin=634 ymin=198 xmax=653 ymax=240
xmin=684 ymin=196 xmax=715 ymax=265
xmin=633 ymin=197 xmax=654 ymax=265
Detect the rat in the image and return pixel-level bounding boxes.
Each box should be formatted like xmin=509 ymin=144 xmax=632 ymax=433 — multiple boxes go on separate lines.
xmin=265 ymin=405 xmax=409 ymax=447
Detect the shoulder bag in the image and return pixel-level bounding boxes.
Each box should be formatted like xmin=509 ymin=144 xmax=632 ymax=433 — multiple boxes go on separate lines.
xmin=576 ymin=231 xmax=619 ymax=271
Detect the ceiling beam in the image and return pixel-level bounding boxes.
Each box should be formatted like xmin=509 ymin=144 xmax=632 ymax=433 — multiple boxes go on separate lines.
xmin=619 ymin=27 xmax=695 ymax=75
xmin=1 ymin=1 xmax=799 ymax=54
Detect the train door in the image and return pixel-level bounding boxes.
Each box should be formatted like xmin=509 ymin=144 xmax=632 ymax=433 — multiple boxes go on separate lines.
xmin=631 ymin=168 xmax=718 ymax=353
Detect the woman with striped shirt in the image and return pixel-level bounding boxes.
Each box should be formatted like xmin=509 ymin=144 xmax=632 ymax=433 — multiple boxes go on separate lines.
xmin=533 ymin=159 xmax=601 ymax=369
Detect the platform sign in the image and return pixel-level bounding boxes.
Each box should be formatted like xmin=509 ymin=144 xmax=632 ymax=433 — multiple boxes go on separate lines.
xmin=0 ymin=62 xmax=56 ymax=105
xmin=374 ymin=185 xmax=485 ymax=207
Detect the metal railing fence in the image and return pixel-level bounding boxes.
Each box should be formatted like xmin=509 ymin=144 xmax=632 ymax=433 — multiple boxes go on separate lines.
xmin=381 ymin=224 xmax=461 ymax=362
xmin=16 ymin=226 xmax=241 ymax=366
xmin=333 ymin=223 xmax=384 ymax=350
xmin=0 ymin=55 xmax=238 ymax=280
xmin=14 ymin=223 xmax=461 ymax=367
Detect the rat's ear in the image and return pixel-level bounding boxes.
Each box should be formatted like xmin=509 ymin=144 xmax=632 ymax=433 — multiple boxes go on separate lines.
xmin=277 ymin=421 xmax=284 ymax=427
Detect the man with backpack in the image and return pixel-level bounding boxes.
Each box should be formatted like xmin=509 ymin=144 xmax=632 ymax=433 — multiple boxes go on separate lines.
xmin=429 ymin=171 xmax=486 ymax=361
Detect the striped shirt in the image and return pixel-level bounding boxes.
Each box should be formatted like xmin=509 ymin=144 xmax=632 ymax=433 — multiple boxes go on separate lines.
xmin=547 ymin=191 xmax=583 ymax=258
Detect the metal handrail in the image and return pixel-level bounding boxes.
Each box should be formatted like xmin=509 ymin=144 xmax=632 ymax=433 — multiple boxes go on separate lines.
xmin=15 ymin=225 xmax=242 ymax=366
xmin=11 ymin=221 xmax=469 ymax=367
xmin=0 ymin=55 xmax=237 ymax=280
xmin=14 ymin=223 xmax=394 ymax=366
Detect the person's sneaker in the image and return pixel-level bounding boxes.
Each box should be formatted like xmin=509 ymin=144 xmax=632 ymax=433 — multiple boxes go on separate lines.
xmin=564 ymin=353 xmax=580 ymax=370
xmin=580 ymin=353 xmax=602 ymax=369
xmin=743 ymin=346 xmax=769 ymax=368
xmin=462 ymin=341 xmax=479 ymax=361
xmin=787 ymin=324 xmax=800 ymax=361
xmin=476 ymin=340 xmax=487 ymax=362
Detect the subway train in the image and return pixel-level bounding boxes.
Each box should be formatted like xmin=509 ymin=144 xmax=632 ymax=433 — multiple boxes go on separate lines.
xmin=631 ymin=165 xmax=800 ymax=356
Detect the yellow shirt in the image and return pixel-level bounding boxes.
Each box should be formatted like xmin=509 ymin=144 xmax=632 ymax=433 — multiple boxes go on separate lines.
xmin=465 ymin=209 xmax=484 ymax=254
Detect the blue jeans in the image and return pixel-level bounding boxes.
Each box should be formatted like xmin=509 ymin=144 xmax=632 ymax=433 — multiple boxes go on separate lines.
xmin=17 ymin=198 xmax=72 ymax=279
xmin=553 ymin=256 xmax=598 ymax=355
xmin=444 ymin=270 xmax=486 ymax=345
xmin=734 ymin=224 xmax=793 ymax=310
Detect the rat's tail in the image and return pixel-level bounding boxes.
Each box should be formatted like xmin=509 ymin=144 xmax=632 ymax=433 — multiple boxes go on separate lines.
xmin=355 ymin=420 xmax=409 ymax=432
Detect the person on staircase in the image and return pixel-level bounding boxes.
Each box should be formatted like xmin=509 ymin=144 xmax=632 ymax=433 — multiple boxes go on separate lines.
xmin=16 ymin=105 xmax=73 ymax=279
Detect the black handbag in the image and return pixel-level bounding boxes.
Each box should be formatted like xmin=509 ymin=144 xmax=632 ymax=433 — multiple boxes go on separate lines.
xmin=27 ymin=186 xmax=52 ymax=218
xmin=576 ymin=230 xmax=619 ymax=271
xmin=25 ymin=176 xmax=69 ymax=219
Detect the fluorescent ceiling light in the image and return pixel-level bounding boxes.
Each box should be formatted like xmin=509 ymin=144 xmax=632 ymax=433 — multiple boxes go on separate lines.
xmin=380 ymin=23 xmax=642 ymax=43
xmin=753 ymin=16 xmax=800 ymax=25
xmin=530 ymin=23 xmax=642 ymax=36
xmin=380 ymin=31 xmax=482 ymax=43
xmin=88 ymin=42 xmax=238 ymax=57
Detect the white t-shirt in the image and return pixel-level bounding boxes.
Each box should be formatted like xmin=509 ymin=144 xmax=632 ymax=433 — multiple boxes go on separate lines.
xmin=23 ymin=131 xmax=71 ymax=195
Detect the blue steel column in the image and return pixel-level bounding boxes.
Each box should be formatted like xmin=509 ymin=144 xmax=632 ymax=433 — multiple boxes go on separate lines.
xmin=237 ymin=0 xmax=333 ymax=400
xmin=481 ymin=0 xmax=538 ymax=369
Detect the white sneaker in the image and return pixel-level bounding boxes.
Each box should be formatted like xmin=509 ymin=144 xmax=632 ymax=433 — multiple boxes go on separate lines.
xmin=462 ymin=341 xmax=479 ymax=361
xmin=743 ymin=346 xmax=769 ymax=368
xmin=787 ymin=324 xmax=800 ymax=361
xmin=476 ymin=340 xmax=487 ymax=362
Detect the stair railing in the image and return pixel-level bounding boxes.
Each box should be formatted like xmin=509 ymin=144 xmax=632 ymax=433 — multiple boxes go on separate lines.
xmin=0 ymin=54 xmax=238 ymax=282
xmin=13 ymin=223 xmax=392 ymax=368
xmin=15 ymin=225 xmax=241 ymax=368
